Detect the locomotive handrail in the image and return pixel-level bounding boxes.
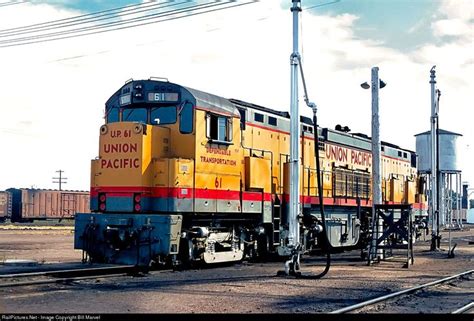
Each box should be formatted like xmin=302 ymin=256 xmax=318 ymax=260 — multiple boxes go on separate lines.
xmin=149 ymin=76 xmax=169 ymax=82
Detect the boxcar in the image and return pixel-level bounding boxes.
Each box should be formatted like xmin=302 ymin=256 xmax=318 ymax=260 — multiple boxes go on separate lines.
xmin=7 ymin=188 xmax=90 ymax=222
xmin=0 ymin=191 xmax=11 ymax=222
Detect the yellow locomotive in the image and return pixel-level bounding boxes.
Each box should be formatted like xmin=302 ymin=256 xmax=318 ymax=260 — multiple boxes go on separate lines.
xmin=75 ymin=78 xmax=427 ymax=266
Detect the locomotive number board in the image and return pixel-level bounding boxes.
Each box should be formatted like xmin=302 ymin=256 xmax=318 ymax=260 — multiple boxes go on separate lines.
xmin=148 ymin=92 xmax=179 ymax=102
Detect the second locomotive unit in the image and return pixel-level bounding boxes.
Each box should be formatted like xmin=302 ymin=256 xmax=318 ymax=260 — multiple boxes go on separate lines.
xmin=75 ymin=78 xmax=427 ymax=266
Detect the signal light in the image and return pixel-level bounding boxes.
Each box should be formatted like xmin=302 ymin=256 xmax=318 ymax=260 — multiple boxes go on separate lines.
xmin=133 ymin=193 xmax=141 ymax=212
xmin=98 ymin=193 xmax=106 ymax=212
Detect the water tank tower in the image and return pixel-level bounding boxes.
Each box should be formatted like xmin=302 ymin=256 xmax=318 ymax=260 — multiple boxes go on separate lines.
xmin=415 ymin=129 xmax=462 ymax=173
xmin=414 ymin=129 xmax=463 ymax=228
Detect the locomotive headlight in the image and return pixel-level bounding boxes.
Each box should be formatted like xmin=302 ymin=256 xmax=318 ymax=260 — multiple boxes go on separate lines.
xmin=100 ymin=125 xmax=108 ymax=135
xmin=133 ymin=83 xmax=144 ymax=100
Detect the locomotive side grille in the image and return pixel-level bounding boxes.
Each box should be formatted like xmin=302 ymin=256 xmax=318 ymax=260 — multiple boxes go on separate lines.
xmin=333 ymin=168 xmax=371 ymax=199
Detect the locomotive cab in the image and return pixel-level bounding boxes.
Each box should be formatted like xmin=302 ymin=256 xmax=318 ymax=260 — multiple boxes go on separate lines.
xmin=76 ymin=79 xmax=247 ymax=266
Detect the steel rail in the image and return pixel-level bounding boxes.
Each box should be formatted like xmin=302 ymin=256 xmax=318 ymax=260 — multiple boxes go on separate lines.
xmin=330 ymin=269 xmax=474 ymax=314
xmin=0 ymin=269 xmax=275 ymax=289
xmin=0 ymin=273 xmax=132 ymax=288
xmin=0 ymin=265 xmax=136 ymax=279
xmin=452 ymin=302 xmax=474 ymax=314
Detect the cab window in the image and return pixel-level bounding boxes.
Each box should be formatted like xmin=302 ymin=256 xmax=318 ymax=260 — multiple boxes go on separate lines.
xmin=106 ymin=107 xmax=120 ymax=123
xmin=151 ymin=106 xmax=177 ymax=125
xmin=122 ymin=108 xmax=147 ymax=123
xmin=179 ymin=102 xmax=194 ymax=134
xmin=206 ymin=113 xmax=232 ymax=143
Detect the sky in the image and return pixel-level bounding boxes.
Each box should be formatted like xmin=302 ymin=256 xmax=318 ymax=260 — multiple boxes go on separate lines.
xmin=0 ymin=0 xmax=472 ymax=194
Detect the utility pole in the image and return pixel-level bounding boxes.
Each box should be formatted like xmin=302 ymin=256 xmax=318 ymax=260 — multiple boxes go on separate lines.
xmin=52 ymin=170 xmax=67 ymax=191
xmin=370 ymin=67 xmax=383 ymax=261
xmin=429 ymin=66 xmax=439 ymax=251
xmin=361 ymin=68 xmax=386 ymax=262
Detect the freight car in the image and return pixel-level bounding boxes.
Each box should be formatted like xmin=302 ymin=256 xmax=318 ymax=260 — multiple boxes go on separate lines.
xmin=7 ymin=188 xmax=90 ymax=222
xmin=0 ymin=191 xmax=11 ymax=222
xmin=75 ymin=78 xmax=427 ymax=266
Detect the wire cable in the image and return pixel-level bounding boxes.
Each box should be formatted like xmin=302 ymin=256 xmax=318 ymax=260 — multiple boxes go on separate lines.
xmin=0 ymin=0 xmax=258 ymax=48
xmin=0 ymin=1 xmax=220 ymax=45
xmin=0 ymin=0 xmax=179 ymax=37
xmin=0 ymin=1 xmax=160 ymax=33
xmin=0 ymin=0 xmax=28 ymax=8
xmin=304 ymin=0 xmax=341 ymax=11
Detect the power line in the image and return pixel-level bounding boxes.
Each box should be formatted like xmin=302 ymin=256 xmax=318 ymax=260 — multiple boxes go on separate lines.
xmin=0 ymin=1 xmax=154 ymax=33
xmin=0 ymin=1 xmax=228 ymax=46
xmin=304 ymin=0 xmax=341 ymax=11
xmin=0 ymin=0 xmax=206 ymax=43
xmin=0 ymin=0 xmax=178 ymax=37
xmin=0 ymin=0 xmax=258 ymax=48
xmin=0 ymin=1 xmax=29 ymax=8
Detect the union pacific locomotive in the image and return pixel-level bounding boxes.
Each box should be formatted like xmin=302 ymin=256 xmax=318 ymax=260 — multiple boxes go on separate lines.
xmin=75 ymin=78 xmax=427 ymax=266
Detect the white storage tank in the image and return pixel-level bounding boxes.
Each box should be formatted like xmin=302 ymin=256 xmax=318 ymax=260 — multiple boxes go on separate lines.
xmin=414 ymin=129 xmax=462 ymax=173
xmin=467 ymin=209 xmax=474 ymax=224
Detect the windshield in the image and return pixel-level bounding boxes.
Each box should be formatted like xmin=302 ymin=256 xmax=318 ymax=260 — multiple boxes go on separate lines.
xmin=105 ymin=105 xmax=181 ymax=126
xmin=122 ymin=108 xmax=147 ymax=123
xmin=151 ymin=106 xmax=177 ymax=125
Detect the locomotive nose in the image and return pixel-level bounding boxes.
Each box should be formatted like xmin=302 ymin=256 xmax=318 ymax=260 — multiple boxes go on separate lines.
xmin=91 ymin=122 xmax=150 ymax=213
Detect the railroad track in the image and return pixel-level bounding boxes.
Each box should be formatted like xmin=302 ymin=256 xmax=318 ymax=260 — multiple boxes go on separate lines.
xmin=330 ymin=269 xmax=474 ymax=314
xmin=0 ymin=265 xmax=141 ymax=288
xmin=0 ymin=262 xmax=282 ymax=291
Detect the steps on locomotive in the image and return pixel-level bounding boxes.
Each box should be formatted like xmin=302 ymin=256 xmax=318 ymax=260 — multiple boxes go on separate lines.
xmin=273 ymin=203 xmax=281 ymax=246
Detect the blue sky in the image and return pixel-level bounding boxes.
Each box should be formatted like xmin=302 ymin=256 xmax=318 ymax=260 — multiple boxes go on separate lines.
xmin=55 ymin=0 xmax=442 ymax=51
xmin=300 ymin=0 xmax=440 ymax=51
xmin=51 ymin=0 xmax=138 ymax=12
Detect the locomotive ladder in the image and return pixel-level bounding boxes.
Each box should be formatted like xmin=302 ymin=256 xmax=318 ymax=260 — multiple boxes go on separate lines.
xmin=273 ymin=201 xmax=282 ymax=246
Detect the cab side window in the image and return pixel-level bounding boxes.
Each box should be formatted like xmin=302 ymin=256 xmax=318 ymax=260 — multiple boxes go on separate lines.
xmin=206 ymin=113 xmax=233 ymax=143
xmin=179 ymin=102 xmax=194 ymax=134
xmin=106 ymin=107 xmax=120 ymax=123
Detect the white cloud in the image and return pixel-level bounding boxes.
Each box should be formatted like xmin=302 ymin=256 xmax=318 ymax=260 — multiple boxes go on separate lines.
xmin=431 ymin=0 xmax=474 ymax=38
xmin=432 ymin=18 xmax=472 ymax=37
xmin=0 ymin=0 xmax=473 ymax=191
